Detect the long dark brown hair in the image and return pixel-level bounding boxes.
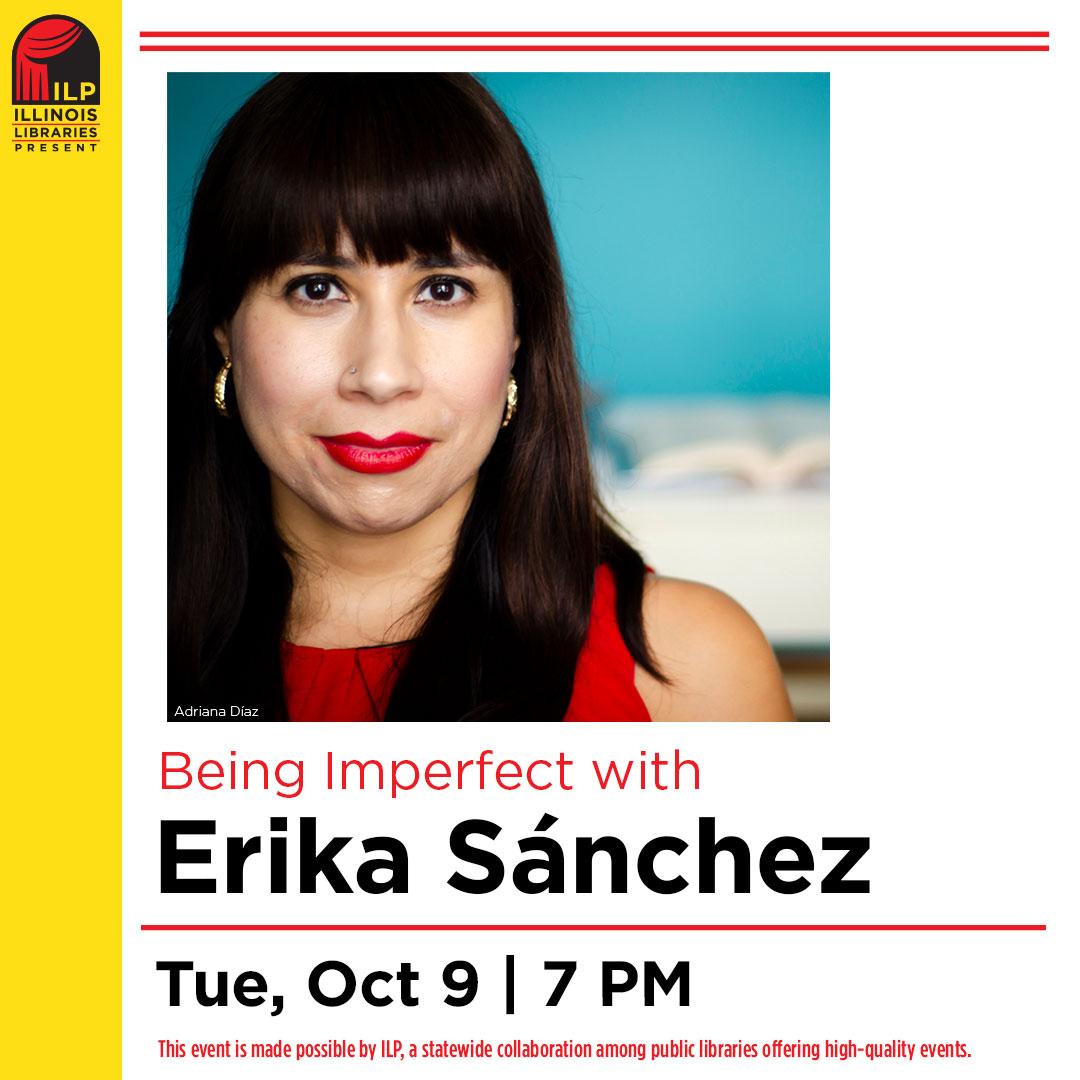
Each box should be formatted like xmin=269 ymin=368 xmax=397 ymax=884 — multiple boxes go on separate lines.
xmin=169 ymin=73 xmax=661 ymax=721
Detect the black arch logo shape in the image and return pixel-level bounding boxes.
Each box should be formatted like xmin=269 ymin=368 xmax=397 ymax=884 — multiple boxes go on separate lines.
xmin=12 ymin=14 xmax=100 ymax=105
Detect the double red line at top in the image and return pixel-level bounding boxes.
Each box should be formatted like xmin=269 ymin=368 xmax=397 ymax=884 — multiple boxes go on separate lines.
xmin=138 ymin=30 xmax=1050 ymax=52
xmin=140 ymin=923 xmax=1048 ymax=932
xmin=139 ymin=31 xmax=1050 ymax=37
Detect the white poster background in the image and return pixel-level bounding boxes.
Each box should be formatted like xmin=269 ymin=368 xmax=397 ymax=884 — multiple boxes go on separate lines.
xmin=123 ymin=2 xmax=1079 ymax=1075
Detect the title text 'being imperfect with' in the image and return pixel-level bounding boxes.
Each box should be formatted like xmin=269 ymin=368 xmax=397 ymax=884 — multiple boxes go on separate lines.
xmin=160 ymin=749 xmax=702 ymax=799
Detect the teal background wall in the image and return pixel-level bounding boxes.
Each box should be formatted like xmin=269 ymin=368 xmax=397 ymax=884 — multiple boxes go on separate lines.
xmin=168 ymin=72 xmax=829 ymax=399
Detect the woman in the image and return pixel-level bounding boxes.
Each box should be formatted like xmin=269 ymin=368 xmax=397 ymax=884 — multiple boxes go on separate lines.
xmin=168 ymin=73 xmax=792 ymax=723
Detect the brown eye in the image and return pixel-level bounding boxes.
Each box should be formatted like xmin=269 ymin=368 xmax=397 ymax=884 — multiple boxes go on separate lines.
xmin=284 ymin=274 xmax=346 ymax=304
xmin=417 ymin=277 xmax=474 ymax=306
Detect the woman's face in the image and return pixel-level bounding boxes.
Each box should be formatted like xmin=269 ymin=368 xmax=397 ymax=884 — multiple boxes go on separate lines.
xmin=216 ymin=240 xmax=519 ymax=538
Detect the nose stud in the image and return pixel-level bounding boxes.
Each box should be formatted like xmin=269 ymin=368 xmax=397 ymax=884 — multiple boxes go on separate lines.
xmin=348 ymin=366 xmax=357 ymax=374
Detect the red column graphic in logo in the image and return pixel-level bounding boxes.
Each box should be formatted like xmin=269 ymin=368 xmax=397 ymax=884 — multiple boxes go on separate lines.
xmin=13 ymin=16 xmax=99 ymax=104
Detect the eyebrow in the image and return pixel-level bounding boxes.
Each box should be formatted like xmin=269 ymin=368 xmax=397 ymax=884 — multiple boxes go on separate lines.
xmin=290 ymin=250 xmax=491 ymax=270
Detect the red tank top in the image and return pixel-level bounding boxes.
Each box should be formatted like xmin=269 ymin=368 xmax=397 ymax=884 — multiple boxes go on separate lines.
xmin=281 ymin=564 xmax=651 ymax=722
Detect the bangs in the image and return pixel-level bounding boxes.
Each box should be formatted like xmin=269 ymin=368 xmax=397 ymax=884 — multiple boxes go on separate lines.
xmin=203 ymin=75 xmax=529 ymax=308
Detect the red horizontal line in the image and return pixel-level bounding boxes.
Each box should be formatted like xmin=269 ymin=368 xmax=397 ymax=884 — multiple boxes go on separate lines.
xmin=137 ymin=30 xmax=1052 ymax=39
xmin=11 ymin=122 xmax=101 ymax=125
xmin=141 ymin=923 xmax=1047 ymax=932
xmin=11 ymin=138 xmax=99 ymax=142
xmin=139 ymin=44 xmax=1049 ymax=52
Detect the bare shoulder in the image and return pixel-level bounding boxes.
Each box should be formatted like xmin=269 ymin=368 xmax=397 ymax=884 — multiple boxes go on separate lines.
xmin=635 ymin=576 xmax=794 ymax=722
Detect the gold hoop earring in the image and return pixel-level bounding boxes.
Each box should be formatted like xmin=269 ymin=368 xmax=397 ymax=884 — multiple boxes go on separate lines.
xmin=213 ymin=355 xmax=232 ymax=418
xmin=501 ymin=374 xmax=518 ymax=428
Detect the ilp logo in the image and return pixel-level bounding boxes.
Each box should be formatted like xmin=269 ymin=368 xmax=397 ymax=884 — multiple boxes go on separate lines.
xmin=12 ymin=14 xmax=99 ymax=104
xmin=11 ymin=14 xmax=101 ymax=153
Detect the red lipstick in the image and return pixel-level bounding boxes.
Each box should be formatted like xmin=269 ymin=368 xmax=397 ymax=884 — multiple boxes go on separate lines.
xmin=317 ymin=431 xmax=432 ymax=474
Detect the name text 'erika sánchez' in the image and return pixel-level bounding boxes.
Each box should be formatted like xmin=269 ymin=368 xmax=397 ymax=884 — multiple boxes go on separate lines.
xmin=160 ymin=816 xmax=869 ymax=896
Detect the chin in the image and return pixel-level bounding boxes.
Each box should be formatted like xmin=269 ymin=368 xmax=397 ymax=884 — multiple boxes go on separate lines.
xmin=343 ymin=511 xmax=430 ymax=536
xmin=289 ymin=466 xmax=476 ymax=538
xmin=330 ymin=497 xmax=446 ymax=537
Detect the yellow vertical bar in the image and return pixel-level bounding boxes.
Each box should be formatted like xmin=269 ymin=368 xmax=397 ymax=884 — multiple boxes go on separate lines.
xmin=1 ymin=3 xmax=120 ymax=1075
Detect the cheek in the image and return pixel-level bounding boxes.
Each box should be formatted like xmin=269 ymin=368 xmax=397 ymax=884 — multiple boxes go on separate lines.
xmin=231 ymin=322 xmax=325 ymax=422
xmin=431 ymin=333 xmax=514 ymax=421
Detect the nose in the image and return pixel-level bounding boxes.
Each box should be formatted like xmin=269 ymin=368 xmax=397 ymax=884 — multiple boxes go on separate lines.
xmin=339 ymin=305 xmax=423 ymax=404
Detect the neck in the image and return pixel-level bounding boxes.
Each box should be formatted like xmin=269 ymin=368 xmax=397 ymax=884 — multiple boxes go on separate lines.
xmin=275 ymin=480 xmax=474 ymax=648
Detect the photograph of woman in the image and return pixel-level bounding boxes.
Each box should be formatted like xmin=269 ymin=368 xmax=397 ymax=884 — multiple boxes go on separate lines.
xmin=168 ymin=73 xmax=796 ymax=723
